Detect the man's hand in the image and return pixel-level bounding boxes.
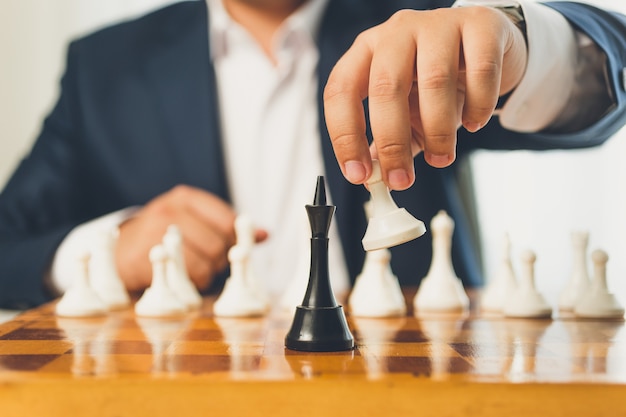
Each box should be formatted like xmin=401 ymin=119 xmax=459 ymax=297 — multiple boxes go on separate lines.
xmin=115 ymin=185 xmax=267 ymax=292
xmin=324 ymin=6 xmax=527 ymax=190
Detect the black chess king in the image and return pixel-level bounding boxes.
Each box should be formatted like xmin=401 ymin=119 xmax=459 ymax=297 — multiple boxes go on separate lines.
xmin=285 ymin=176 xmax=354 ymax=352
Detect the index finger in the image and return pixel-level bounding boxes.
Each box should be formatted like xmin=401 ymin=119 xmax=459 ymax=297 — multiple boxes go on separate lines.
xmin=324 ymin=34 xmax=373 ymax=185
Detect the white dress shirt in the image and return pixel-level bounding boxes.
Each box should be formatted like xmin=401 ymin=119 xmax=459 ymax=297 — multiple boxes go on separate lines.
xmin=50 ymin=0 xmax=606 ymax=295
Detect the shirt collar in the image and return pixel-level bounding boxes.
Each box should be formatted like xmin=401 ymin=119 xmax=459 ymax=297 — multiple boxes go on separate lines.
xmin=206 ymin=0 xmax=330 ymax=61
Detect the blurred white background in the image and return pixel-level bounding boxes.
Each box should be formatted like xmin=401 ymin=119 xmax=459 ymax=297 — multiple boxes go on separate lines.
xmin=0 ymin=0 xmax=624 ymax=309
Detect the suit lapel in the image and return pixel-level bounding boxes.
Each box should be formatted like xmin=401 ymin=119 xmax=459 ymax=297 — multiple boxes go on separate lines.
xmin=142 ymin=1 xmax=230 ymax=202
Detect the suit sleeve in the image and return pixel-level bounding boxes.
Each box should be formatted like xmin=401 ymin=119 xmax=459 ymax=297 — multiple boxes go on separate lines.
xmin=0 ymin=42 xmax=86 ymax=309
xmin=459 ymin=2 xmax=626 ymax=153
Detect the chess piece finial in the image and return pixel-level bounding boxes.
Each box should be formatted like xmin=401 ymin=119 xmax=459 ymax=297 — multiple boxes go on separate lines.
xmin=574 ymin=249 xmax=624 ymax=319
xmin=361 ymin=159 xmax=426 ymax=251
xmin=503 ymin=250 xmax=552 ymax=319
xmin=285 ymin=176 xmax=354 ymax=351
xmin=413 ymin=210 xmax=469 ymax=314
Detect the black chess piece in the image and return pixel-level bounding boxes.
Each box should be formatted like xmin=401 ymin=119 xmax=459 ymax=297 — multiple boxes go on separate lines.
xmin=285 ymin=176 xmax=354 ymax=352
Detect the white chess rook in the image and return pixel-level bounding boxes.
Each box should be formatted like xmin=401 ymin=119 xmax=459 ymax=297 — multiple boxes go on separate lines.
xmin=56 ymin=251 xmax=107 ymax=317
xmin=503 ymin=250 xmax=552 ymax=319
xmin=574 ymin=249 xmax=625 ymax=319
xmin=162 ymin=224 xmax=202 ymax=309
xmin=413 ymin=210 xmax=469 ymax=314
xmin=481 ymin=232 xmax=517 ymax=313
xmin=362 ymin=159 xmax=426 ymax=251
xmin=89 ymin=228 xmax=130 ymax=310
xmin=558 ymin=230 xmax=591 ymax=311
xmin=135 ymin=245 xmax=187 ymax=317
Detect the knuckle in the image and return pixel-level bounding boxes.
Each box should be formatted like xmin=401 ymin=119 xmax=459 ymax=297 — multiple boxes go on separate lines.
xmin=388 ymin=9 xmax=418 ymax=26
xmin=424 ymin=133 xmax=455 ymax=152
xmin=375 ymin=141 xmax=410 ymax=159
xmin=420 ymin=67 xmax=455 ymax=91
xmin=370 ymin=74 xmax=408 ymax=101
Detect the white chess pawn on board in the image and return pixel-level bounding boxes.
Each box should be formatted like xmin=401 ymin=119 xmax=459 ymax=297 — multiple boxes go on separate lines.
xmin=234 ymin=214 xmax=269 ymax=306
xmin=362 ymin=159 xmax=426 ymax=251
xmin=135 ymin=245 xmax=187 ymax=317
xmin=162 ymin=224 xmax=202 ymax=310
xmin=56 ymin=251 xmax=107 ymax=317
xmin=413 ymin=210 xmax=469 ymax=314
xmin=350 ymin=200 xmax=406 ymax=317
xmin=89 ymin=228 xmax=130 ymax=310
xmin=574 ymin=249 xmax=625 ymax=319
xmin=481 ymin=233 xmax=517 ymax=313
xmin=503 ymin=250 xmax=552 ymax=319
xmin=213 ymin=244 xmax=268 ymax=317
xmin=558 ymin=230 xmax=591 ymax=311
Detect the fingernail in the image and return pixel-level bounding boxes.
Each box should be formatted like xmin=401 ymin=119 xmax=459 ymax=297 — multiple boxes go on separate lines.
xmin=388 ymin=169 xmax=410 ymax=190
xmin=344 ymin=160 xmax=366 ymax=183
xmin=464 ymin=122 xmax=482 ymax=133
xmin=429 ymin=154 xmax=451 ymax=167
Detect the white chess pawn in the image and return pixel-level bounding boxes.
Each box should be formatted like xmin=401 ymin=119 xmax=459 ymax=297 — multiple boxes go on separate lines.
xmin=234 ymin=214 xmax=269 ymax=307
xmin=413 ymin=210 xmax=469 ymax=314
xmin=362 ymin=159 xmax=426 ymax=251
xmin=162 ymin=224 xmax=202 ymax=310
xmin=89 ymin=228 xmax=130 ymax=310
xmin=56 ymin=251 xmax=107 ymax=317
xmin=558 ymin=231 xmax=591 ymax=311
xmin=213 ymin=244 xmax=268 ymax=317
xmin=350 ymin=199 xmax=406 ymax=317
xmin=481 ymin=233 xmax=517 ymax=313
xmin=503 ymin=250 xmax=552 ymax=318
xmin=349 ymin=249 xmax=406 ymax=317
xmin=574 ymin=249 xmax=625 ymax=319
xmin=135 ymin=245 xmax=187 ymax=317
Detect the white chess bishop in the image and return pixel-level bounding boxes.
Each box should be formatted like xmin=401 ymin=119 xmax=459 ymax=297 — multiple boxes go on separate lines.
xmin=503 ymin=250 xmax=552 ymax=319
xmin=349 ymin=200 xmax=406 ymax=317
xmin=361 ymin=159 xmax=426 ymax=251
xmin=413 ymin=210 xmax=469 ymax=314
xmin=162 ymin=224 xmax=202 ymax=309
xmin=135 ymin=244 xmax=187 ymax=317
xmin=56 ymin=250 xmax=107 ymax=317
xmin=558 ymin=230 xmax=591 ymax=311
xmin=480 ymin=233 xmax=517 ymax=313
xmin=574 ymin=249 xmax=624 ymax=319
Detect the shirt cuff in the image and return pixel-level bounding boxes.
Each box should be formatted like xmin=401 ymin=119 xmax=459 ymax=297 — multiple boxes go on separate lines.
xmin=49 ymin=207 xmax=139 ymax=293
xmin=499 ymin=1 xmax=578 ymax=132
xmin=453 ymin=0 xmax=579 ymax=132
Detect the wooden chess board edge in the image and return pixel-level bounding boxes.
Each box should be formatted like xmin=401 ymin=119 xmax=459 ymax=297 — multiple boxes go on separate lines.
xmin=0 ymin=378 xmax=624 ymax=417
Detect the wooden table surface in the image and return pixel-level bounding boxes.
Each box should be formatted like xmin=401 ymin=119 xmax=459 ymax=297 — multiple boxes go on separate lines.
xmin=1 ymin=289 xmax=625 ymax=417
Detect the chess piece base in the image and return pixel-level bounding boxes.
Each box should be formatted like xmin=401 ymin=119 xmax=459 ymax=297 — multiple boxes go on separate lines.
xmin=285 ymin=305 xmax=354 ymax=352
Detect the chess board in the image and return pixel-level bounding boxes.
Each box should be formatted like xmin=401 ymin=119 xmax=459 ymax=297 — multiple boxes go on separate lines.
xmin=0 ymin=290 xmax=625 ymax=417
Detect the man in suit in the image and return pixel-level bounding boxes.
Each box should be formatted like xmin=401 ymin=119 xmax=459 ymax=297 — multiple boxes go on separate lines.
xmin=0 ymin=0 xmax=624 ymax=309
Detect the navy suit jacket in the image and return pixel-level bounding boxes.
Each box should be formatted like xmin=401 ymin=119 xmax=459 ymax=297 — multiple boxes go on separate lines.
xmin=1 ymin=0 xmax=625 ymax=309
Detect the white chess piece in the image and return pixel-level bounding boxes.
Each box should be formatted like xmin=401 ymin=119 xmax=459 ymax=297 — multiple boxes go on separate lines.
xmin=279 ymin=226 xmax=311 ymax=312
xmin=413 ymin=210 xmax=469 ymax=314
xmin=162 ymin=224 xmax=202 ymax=310
xmin=56 ymin=251 xmax=107 ymax=317
xmin=558 ymin=231 xmax=591 ymax=311
xmin=235 ymin=214 xmax=269 ymax=307
xmin=503 ymin=250 xmax=552 ymax=318
xmin=213 ymin=244 xmax=268 ymax=317
xmin=362 ymin=159 xmax=426 ymax=251
xmin=574 ymin=249 xmax=625 ymax=319
xmin=480 ymin=233 xmax=517 ymax=313
xmin=89 ymin=228 xmax=130 ymax=310
xmin=135 ymin=245 xmax=187 ymax=317
xmin=349 ymin=248 xmax=407 ymax=317
xmin=350 ymin=199 xmax=406 ymax=317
